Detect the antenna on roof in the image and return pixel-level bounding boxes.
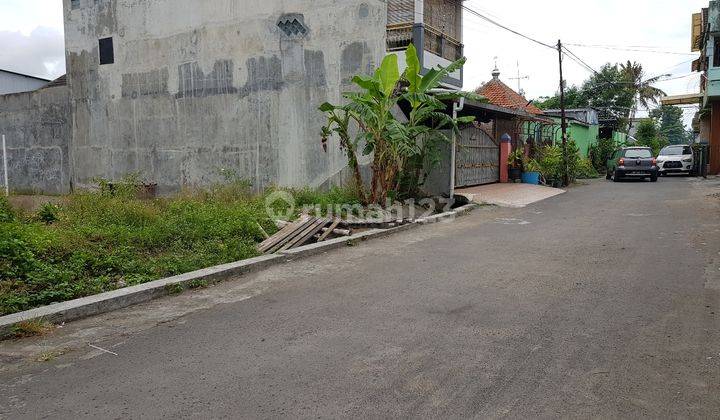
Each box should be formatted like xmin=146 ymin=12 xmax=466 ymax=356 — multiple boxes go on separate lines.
xmin=509 ymin=60 xmax=529 ymax=96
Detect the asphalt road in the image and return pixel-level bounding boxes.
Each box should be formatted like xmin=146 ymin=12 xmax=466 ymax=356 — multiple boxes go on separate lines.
xmin=2 ymin=176 xmax=720 ymax=418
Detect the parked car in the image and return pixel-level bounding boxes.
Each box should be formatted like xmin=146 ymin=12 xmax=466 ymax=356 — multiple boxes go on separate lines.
xmin=606 ymin=147 xmax=659 ymax=182
xmin=657 ymin=145 xmax=694 ymax=176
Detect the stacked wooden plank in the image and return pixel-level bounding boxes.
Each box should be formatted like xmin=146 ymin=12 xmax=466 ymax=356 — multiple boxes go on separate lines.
xmin=258 ymin=216 xmax=351 ymax=254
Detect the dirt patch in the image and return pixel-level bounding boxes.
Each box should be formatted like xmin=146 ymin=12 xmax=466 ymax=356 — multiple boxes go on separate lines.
xmin=8 ymin=195 xmax=66 ymax=213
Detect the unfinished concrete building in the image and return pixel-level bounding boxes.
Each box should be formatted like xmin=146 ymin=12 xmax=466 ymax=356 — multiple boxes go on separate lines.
xmin=0 ymin=0 xmax=464 ymax=194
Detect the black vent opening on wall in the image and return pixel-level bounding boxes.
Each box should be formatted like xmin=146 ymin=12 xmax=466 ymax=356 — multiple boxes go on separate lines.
xmin=99 ymin=37 xmax=114 ymax=65
xmin=277 ymin=15 xmax=308 ymax=38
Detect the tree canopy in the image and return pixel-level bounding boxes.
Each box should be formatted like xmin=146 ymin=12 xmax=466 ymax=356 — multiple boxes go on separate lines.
xmin=634 ymin=118 xmax=668 ymax=155
xmin=650 ymin=105 xmax=688 ymax=145
xmin=534 ymin=61 xmax=666 ymax=132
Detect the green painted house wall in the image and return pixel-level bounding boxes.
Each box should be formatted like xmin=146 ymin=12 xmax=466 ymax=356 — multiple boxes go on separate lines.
xmin=550 ymin=117 xmax=599 ymax=158
xmin=612 ymin=131 xmax=628 ymax=145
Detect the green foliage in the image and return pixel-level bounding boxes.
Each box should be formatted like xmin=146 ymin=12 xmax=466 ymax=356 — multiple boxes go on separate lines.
xmin=536 ymin=141 xmax=586 ymax=183
xmin=274 ymin=186 xmax=361 ymax=216
xmin=35 ymin=202 xmax=60 ymax=224
xmin=188 ymin=279 xmax=209 ymax=289
xmin=535 ymin=85 xmax=587 ymax=110
xmin=320 ymin=44 xmax=481 ymax=205
xmin=536 ymin=146 xmax=564 ymax=182
xmin=165 ymin=284 xmax=185 ymax=295
xmin=576 ymin=158 xmax=600 ymax=179
xmin=508 ymin=148 xmax=524 ymax=168
xmin=565 ymin=140 xmax=581 ymax=183
xmin=534 ymin=62 xmax=665 ymax=132
xmin=0 ymin=196 xmax=14 ymax=222
xmin=650 ymin=105 xmax=688 ymax=145
xmin=588 ymin=138 xmax=617 ymax=172
xmin=635 ymin=119 xmax=658 ymax=142
xmin=0 ymin=183 xmax=358 ymax=316
xmin=523 ymin=158 xmax=541 ymax=173
xmin=634 ymin=119 xmax=668 ymax=155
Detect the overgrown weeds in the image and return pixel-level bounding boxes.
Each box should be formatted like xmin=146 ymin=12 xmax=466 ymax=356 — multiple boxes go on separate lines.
xmin=0 ymin=180 xmax=359 ymax=316
xmin=10 ymin=319 xmax=53 ymax=338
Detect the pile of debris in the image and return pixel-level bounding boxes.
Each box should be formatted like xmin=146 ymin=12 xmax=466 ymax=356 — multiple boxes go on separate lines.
xmin=258 ymin=216 xmax=352 ymax=254
xmin=257 ymin=208 xmax=420 ymax=254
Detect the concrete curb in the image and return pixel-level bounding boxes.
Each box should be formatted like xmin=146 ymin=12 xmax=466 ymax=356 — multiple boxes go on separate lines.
xmin=0 ymin=203 xmax=481 ymax=338
xmin=0 ymin=254 xmax=284 ymax=339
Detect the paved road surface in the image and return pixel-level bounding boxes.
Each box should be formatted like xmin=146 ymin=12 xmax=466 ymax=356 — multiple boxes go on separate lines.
xmin=2 ymin=177 xmax=720 ymax=418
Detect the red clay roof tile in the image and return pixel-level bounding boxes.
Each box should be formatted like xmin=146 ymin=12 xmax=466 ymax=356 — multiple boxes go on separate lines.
xmin=475 ymin=78 xmax=544 ymax=115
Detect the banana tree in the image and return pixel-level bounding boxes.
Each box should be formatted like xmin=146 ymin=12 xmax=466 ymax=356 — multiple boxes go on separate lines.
xmin=320 ymin=44 xmax=483 ymax=206
xmin=399 ymin=44 xmax=482 ymax=196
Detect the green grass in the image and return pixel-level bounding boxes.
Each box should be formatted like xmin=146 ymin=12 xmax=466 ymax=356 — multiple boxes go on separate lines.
xmin=0 ymin=182 xmax=358 ymax=316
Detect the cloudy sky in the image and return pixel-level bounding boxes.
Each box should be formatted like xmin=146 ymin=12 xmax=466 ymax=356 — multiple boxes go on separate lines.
xmin=0 ymin=0 xmax=64 ymax=80
xmin=0 ymin=0 xmax=706 ymax=121
xmin=462 ymin=0 xmax=706 ymax=122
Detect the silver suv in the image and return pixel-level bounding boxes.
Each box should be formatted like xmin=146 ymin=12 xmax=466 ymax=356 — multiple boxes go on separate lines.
xmin=657 ymin=145 xmax=693 ymax=176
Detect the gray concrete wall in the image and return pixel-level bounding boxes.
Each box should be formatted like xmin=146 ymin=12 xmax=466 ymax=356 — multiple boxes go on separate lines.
xmin=0 ymin=85 xmax=71 ymax=195
xmin=63 ymin=0 xmax=387 ymax=193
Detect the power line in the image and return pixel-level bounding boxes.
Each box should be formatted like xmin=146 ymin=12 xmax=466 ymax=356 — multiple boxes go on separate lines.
xmin=460 ymin=4 xmax=556 ymax=50
xmin=565 ymin=43 xmax=677 ymax=49
xmin=458 ymin=4 xmax=699 ymax=57
xmin=651 ymin=58 xmax=698 ymax=74
xmin=564 ymin=43 xmax=700 ymax=56
xmin=562 ymin=45 xmax=603 ymax=77
xmin=655 ymin=73 xmax=699 ymax=83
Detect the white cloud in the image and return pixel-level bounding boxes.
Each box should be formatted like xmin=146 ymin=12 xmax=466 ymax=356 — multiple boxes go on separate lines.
xmin=0 ymin=0 xmax=65 ymax=79
xmin=0 ymin=27 xmax=65 ymax=79
xmin=461 ymin=0 xmax=707 ymax=126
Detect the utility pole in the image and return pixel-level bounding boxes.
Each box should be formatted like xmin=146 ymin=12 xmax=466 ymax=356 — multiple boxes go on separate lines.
xmin=557 ymin=40 xmax=569 ymax=186
xmin=2 ymin=135 xmax=7 ymax=196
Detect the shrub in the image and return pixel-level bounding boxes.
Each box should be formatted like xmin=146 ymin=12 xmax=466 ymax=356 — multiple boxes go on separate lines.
xmin=537 ymin=145 xmax=563 ymax=182
xmin=589 ymin=138 xmax=616 ymax=172
xmin=0 ymin=196 xmax=14 ymax=222
xmin=35 ymin=202 xmax=61 ymax=224
xmin=576 ymin=158 xmax=600 ymax=179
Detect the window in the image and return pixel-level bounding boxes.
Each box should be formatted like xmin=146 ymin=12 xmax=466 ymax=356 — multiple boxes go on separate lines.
xmin=99 ymin=37 xmax=114 ymax=65
xmin=714 ymin=36 xmax=720 ymax=68
xmin=71 ymin=0 xmax=80 ymax=9
xmin=660 ymin=146 xmax=692 ymax=156
xmin=624 ymin=149 xmax=653 ymax=158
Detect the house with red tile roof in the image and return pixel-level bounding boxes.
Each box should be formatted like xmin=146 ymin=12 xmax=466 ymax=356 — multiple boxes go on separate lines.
xmin=475 ymin=67 xmax=545 ymax=116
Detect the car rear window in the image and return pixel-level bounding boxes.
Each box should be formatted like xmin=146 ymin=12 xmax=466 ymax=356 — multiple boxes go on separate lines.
xmin=624 ymin=149 xmax=652 ymax=158
xmin=660 ymin=146 xmax=692 ymax=156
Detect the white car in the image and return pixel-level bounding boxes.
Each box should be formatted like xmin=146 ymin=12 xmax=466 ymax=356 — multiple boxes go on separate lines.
xmin=657 ymin=145 xmax=694 ymax=176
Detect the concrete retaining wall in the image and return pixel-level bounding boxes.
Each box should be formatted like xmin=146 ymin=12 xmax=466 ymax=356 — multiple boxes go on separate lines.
xmin=63 ymin=0 xmax=387 ymax=193
xmin=0 ymin=85 xmax=71 ymax=195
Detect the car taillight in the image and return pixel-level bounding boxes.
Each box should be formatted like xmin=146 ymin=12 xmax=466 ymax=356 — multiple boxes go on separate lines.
xmin=618 ymin=158 xmax=625 ymax=166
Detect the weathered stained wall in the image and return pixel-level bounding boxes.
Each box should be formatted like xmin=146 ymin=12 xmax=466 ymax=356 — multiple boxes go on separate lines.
xmin=63 ymin=0 xmax=387 ymax=193
xmin=0 ymin=85 xmax=71 ymax=195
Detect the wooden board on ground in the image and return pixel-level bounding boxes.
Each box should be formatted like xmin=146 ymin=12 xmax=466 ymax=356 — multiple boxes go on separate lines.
xmin=279 ymin=218 xmax=330 ymax=251
xmin=264 ymin=217 xmax=319 ymax=254
xmin=317 ymin=219 xmax=342 ymax=242
xmin=276 ymin=219 xmax=351 ymax=237
xmin=258 ymin=216 xmax=311 ymax=253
